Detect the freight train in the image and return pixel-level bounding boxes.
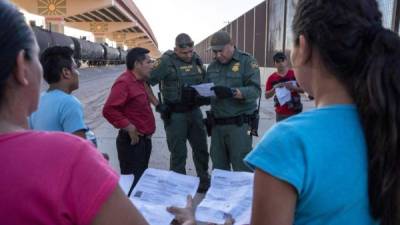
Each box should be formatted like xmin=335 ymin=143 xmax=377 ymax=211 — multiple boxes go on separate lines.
xmin=32 ymin=26 xmax=127 ymax=67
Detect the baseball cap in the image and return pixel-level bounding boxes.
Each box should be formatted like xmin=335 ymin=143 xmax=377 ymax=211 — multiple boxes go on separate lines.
xmin=209 ymin=31 xmax=231 ymax=51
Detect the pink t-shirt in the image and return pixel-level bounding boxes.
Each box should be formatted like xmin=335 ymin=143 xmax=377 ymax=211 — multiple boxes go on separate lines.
xmin=0 ymin=131 xmax=119 ymax=225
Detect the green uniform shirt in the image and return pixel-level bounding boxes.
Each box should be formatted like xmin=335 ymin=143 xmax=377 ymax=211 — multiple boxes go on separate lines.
xmin=149 ymin=50 xmax=205 ymax=104
xmin=206 ymin=48 xmax=261 ymax=118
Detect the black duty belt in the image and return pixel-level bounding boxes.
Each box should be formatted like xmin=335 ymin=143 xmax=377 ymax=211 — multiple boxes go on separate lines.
xmin=214 ymin=114 xmax=251 ymax=126
xmin=168 ymin=103 xmax=196 ymax=113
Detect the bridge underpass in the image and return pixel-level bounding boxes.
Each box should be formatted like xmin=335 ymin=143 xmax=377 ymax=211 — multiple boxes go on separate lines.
xmin=12 ymin=0 xmax=160 ymax=57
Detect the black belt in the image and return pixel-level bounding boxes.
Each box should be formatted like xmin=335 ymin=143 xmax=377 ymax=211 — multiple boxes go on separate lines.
xmin=167 ymin=103 xmax=196 ymax=113
xmin=214 ymin=114 xmax=251 ymax=126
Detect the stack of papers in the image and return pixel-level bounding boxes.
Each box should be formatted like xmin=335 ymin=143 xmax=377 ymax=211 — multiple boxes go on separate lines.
xmin=191 ymin=82 xmax=215 ymax=97
xmin=130 ymin=168 xmax=199 ymax=225
xmin=195 ymin=169 xmax=254 ymax=225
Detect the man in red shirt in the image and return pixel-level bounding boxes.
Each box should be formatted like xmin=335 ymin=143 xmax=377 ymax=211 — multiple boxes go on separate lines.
xmin=265 ymin=52 xmax=304 ymax=122
xmin=103 ymin=47 xmax=155 ymax=194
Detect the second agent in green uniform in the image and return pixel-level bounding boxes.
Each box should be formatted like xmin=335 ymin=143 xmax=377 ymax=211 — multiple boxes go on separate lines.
xmin=206 ymin=31 xmax=261 ymax=171
xmin=148 ymin=33 xmax=210 ymax=192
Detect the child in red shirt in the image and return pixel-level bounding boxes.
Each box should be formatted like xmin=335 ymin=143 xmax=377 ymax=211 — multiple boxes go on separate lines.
xmin=265 ymin=52 xmax=304 ymax=122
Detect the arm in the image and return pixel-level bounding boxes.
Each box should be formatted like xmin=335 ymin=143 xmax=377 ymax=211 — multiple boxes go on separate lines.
xmin=167 ymin=195 xmax=196 ymax=225
xmin=265 ymin=87 xmax=276 ymax=99
xmin=66 ymin=140 xmax=148 ymax=225
xmin=148 ymin=56 xmax=169 ymax=87
xmin=236 ymin=58 xmax=261 ymax=101
xmin=284 ymin=82 xmax=304 ymax=94
xmin=264 ymin=76 xmax=284 ymax=99
xmin=167 ymin=195 xmax=234 ymax=225
xmin=123 ymin=123 xmax=142 ymax=145
xmin=91 ymin=185 xmax=149 ymax=225
xmin=144 ymin=82 xmax=159 ymax=106
xmin=102 ymin=81 xmax=131 ymax=129
xmin=103 ymin=81 xmax=141 ymax=144
xmin=61 ymin=97 xmax=87 ymax=135
xmin=250 ymin=169 xmax=297 ymax=225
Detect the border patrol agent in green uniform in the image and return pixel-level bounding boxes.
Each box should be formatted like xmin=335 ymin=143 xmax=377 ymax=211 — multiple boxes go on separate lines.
xmin=205 ymin=31 xmax=261 ymax=171
xmin=148 ymin=33 xmax=210 ymax=192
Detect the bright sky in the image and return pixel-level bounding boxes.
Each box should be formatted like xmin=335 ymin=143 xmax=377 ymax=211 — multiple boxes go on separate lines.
xmin=134 ymin=0 xmax=265 ymax=52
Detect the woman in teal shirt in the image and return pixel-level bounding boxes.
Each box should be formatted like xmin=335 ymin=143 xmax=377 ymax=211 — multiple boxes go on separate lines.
xmin=245 ymin=0 xmax=400 ymax=224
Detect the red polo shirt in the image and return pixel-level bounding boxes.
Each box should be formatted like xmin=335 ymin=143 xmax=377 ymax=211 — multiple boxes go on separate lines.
xmin=103 ymin=70 xmax=155 ymax=135
xmin=266 ymin=69 xmax=300 ymax=115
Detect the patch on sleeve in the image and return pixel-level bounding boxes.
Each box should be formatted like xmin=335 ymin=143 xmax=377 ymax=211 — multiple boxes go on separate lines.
xmin=153 ymin=58 xmax=161 ymax=68
xmin=251 ymin=61 xmax=259 ymax=69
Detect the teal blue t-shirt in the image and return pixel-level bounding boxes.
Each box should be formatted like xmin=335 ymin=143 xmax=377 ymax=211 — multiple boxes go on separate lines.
xmin=29 ymin=90 xmax=86 ymax=133
xmin=245 ymin=105 xmax=378 ymax=225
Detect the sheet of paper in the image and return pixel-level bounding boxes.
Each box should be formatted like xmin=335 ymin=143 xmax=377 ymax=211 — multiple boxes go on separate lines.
xmin=119 ymin=174 xmax=135 ymax=195
xmin=195 ymin=169 xmax=254 ymax=225
xmin=130 ymin=168 xmax=199 ymax=225
xmin=289 ymin=80 xmax=297 ymax=86
xmin=275 ymin=87 xmax=291 ymax=105
xmin=191 ymin=82 xmax=215 ymax=97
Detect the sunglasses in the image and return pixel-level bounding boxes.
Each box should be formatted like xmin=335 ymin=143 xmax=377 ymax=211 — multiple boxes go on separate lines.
xmin=178 ymin=41 xmax=194 ymax=48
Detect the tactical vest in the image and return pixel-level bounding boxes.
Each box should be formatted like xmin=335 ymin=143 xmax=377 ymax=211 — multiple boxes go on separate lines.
xmin=206 ymin=49 xmax=260 ymax=118
xmin=160 ymin=51 xmax=205 ymax=104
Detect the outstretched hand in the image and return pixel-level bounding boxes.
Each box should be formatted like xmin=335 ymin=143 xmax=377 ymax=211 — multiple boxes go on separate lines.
xmin=167 ymin=195 xmax=196 ymax=225
xmin=167 ymin=196 xmax=236 ymax=225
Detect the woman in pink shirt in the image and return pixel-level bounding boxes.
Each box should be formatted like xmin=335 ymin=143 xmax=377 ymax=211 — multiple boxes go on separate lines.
xmin=0 ymin=1 xmax=147 ymax=225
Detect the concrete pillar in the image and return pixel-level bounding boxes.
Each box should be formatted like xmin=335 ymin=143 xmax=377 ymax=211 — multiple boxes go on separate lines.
xmin=113 ymin=32 xmax=126 ymax=48
xmin=45 ymin=16 xmax=64 ymax=33
xmin=94 ymin=33 xmax=106 ymax=43
xmin=90 ymin=22 xmax=109 ymax=43
xmin=116 ymin=42 xmax=125 ymax=48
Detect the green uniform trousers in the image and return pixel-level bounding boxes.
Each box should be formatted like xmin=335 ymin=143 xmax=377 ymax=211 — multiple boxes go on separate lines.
xmin=210 ymin=123 xmax=252 ymax=171
xmin=164 ymin=108 xmax=209 ymax=183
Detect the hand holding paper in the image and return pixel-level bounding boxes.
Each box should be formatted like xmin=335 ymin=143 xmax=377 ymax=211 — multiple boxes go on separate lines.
xmin=191 ymin=83 xmax=215 ymax=97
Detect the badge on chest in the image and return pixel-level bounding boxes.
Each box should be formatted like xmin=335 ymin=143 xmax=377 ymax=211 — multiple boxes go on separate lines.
xmin=231 ymin=62 xmax=240 ymax=72
xmin=180 ymin=65 xmax=193 ymax=72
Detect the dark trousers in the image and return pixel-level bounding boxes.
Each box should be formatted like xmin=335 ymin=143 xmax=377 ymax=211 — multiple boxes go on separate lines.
xmin=116 ymin=130 xmax=152 ymax=195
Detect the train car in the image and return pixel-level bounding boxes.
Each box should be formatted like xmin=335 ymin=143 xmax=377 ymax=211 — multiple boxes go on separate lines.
xmin=32 ymin=26 xmax=53 ymax=55
xmin=102 ymin=44 xmax=120 ymax=65
xmin=32 ymin=26 xmax=75 ymax=55
xmin=71 ymin=37 xmax=104 ymax=66
xmin=31 ymin=25 xmax=124 ymax=67
xmin=118 ymin=48 xmax=128 ymax=64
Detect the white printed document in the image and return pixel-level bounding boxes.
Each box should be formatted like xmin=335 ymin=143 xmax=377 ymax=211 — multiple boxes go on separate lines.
xmin=191 ymin=82 xmax=215 ymax=97
xmin=119 ymin=174 xmax=135 ymax=195
xmin=275 ymin=81 xmax=297 ymax=105
xmin=195 ymin=169 xmax=254 ymax=225
xmin=275 ymin=87 xmax=291 ymax=105
xmin=130 ymin=168 xmax=199 ymax=225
